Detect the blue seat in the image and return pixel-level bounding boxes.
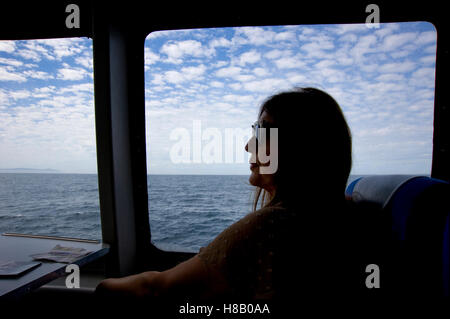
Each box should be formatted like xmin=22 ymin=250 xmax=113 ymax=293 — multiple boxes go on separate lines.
xmin=346 ymin=175 xmax=450 ymax=296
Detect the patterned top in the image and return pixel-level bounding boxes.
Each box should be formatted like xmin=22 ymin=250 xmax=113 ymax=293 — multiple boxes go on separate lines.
xmin=197 ymin=203 xmax=294 ymax=299
xmin=197 ymin=200 xmax=390 ymax=300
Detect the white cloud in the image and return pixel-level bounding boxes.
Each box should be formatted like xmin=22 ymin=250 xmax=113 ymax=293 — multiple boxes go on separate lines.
xmin=161 ymin=40 xmax=212 ymax=64
xmin=34 ymin=86 xmax=56 ymax=94
xmin=238 ymin=51 xmax=261 ymax=65
xmin=234 ymin=74 xmax=255 ymax=82
xmin=253 ymin=67 xmax=269 ymax=77
xmin=376 ymin=73 xmax=405 ymax=82
xmin=378 ymin=61 xmax=416 ymax=73
xmin=390 ymin=50 xmax=412 ymax=59
xmin=23 ymin=70 xmax=53 ymax=80
xmin=163 ymin=65 xmax=206 ymax=84
xmin=264 ymin=49 xmax=286 ymax=60
xmin=350 ymin=34 xmax=377 ymax=61
xmin=409 ymin=67 xmax=435 ymax=87
xmin=0 ymin=67 xmax=27 ymax=82
xmin=9 ymin=90 xmax=31 ymax=100
xmin=420 ymin=55 xmax=436 ymax=64
xmin=274 ymin=56 xmax=305 ymax=69
xmin=16 ymin=49 xmax=41 ymax=62
xmin=210 ymin=81 xmax=224 ymax=88
xmin=0 ymin=89 xmax=8 ymax=104
xmin=301 ymin=37 xmax=335 ymax=58
xmin=424 ymin=45 xmax=437 ymax=54
xmin=359 ymin=63 xmax=378 ymax=73
xmin=22 ymin=41 xmax=55 ymax=60
xmin=287 ymin=73 xmax=308 ymax=84
xmin=223 ymin=94 xmax=254 ymax=104
xmin=36 ymin=38 xmax=85 ymax=60
xmin=60 ymin=83 xmax=93 ymax=94
xmin=274 ymin=31 xmax=297 ymax=42
xmin=381 ymin=32 xmax=417 ymax=51
xmin=299 ymin=27 xmax=315 ymax=35
xmin=215 ymin=66 xmax=242 ymax=78
xmin=235 ymin=27 xmax=277 ymax=46
xmin=416 ymin=31 xmax=436 ymax=45
xmin=374 ymin=23 xmax=400 ymax=39
xmin=0 ymin=41 xmax=15 ymax=53
xmin=242 ymin=78 xmax=288 ymax=93
xmin=314 ymin=60 xmax=335 ymax=69
xmin=182 ymin=65 xmax=206 ymax=79
xmin=209 ymin=37 xmax=232 ymax=48
xmin=75 ymin=55 xmax=93 ymax=69
xmin=57 ymin=67 xmax=89 ymax=81
xmin=339 ymin=33 xmax=358 ymax=43
xmin=144 ymin=47 xmax=159 ymax=67
xmin=0 ymin=57 xmax=23 ymax=67
xmin=332 ymin=24 xmax=367 ymax=35
xmin=151 ymin=74 xmax=165 ymax=86
xmin=229 ymin=82 xmax=242 ymax=91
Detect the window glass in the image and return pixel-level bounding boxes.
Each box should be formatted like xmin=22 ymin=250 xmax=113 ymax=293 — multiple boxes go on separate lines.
xmin=0 ymin=38 xmax=99 ymax=240
xmin=144 ymin=23 xmax=436 ymax=252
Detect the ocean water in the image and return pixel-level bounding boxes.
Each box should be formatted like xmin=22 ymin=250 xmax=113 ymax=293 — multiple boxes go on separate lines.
xmin=0 ymin=173 xmax=362 ymax=252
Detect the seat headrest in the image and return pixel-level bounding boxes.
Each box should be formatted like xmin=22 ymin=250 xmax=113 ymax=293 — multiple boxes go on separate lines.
xmin=346 ymin=175 xmax=424 ymax=208
xmin=346 ymin=174 xmax=450 ymax=296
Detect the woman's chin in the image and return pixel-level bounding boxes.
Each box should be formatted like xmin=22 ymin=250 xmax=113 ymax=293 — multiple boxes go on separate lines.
xmin=249 ymin=169 xmax=260 ymax=187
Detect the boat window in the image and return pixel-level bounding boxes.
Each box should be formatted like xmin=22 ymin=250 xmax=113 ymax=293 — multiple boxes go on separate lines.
xmin=144 ymin=23 xmax=437 ymax=252
xmin=0 ymin=38 xmax=100 ymax=240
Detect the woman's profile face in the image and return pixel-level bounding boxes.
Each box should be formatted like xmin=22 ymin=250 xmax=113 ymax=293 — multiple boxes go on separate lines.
xmin=245 ymin=110 xmax=276 ymax=194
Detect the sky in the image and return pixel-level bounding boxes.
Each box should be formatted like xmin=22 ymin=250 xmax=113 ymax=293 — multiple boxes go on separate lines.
xmin=0 ymin=22 xmax=437 ymax=175
xmin=0 ymin=38 xmax=95 ymax=173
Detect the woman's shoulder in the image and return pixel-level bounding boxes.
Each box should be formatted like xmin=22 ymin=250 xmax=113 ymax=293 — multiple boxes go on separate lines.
xmin=250 ymin=203 xmax=298 ymax=226
xmin=252 ymin=205 xmax=283 ymax=217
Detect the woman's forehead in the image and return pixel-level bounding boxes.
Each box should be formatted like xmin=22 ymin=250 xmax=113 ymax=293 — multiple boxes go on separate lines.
xmin=258 ymin=110 xmax=275 ymax=124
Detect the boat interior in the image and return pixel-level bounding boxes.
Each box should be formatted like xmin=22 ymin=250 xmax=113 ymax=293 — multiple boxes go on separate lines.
xmin=0 ymin=0 xmax=449 ymax=310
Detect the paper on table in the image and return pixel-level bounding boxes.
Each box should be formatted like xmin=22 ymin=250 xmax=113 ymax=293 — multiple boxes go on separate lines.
xmin=30 ymin=244 xmax=92 ymax=264
xmin=0 ymin=260 xmax=41 ymax=276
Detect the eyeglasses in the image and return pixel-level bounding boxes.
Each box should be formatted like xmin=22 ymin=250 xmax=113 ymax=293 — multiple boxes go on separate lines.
xmin=252 ymin=121 xmax=261 ymax=141
xmin=252 ymin=121 xmax=272 ymax=142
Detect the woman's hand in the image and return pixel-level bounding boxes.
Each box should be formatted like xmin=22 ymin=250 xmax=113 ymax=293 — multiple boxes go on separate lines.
xmin=96 ymin=271 xmax=163 ymax=298
xmin=95 ymin=255 xmax=229 ymax=299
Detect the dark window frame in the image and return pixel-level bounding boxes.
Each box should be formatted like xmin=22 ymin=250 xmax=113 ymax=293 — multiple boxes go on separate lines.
xmin=1 ymin=1 xmax=448 ymax=276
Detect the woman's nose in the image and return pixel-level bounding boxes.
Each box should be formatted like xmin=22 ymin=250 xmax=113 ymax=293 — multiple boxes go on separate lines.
xmin=245 ymin=136 xmax=257 ymax=153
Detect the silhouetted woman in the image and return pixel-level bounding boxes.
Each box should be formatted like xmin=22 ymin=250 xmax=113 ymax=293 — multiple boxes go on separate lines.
xmin=96 ymin=88 xmax=387 ymax=305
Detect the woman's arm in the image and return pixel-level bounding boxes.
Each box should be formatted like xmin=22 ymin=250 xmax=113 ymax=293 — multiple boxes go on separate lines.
xmin=95 ymin=208 xmax=273 ymax=299
xmin=96 ymin=254 xmax=230 ymax=299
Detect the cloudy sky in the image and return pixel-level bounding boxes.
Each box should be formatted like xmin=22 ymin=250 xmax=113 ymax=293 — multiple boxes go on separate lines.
xmin=145 ymin=22 xmax=436 ymax=175
xmin=0 ymin=22 xmax=436 ymax=175
xmin=0 ymin=38 xmax=95 ymax=173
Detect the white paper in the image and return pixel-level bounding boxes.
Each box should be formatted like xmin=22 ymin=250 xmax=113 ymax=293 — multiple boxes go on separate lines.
xmin=30 ymin=244 xmax=91 ymax=263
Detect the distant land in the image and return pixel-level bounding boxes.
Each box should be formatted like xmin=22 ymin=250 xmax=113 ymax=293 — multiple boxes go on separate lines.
xmin=0 ymin=168 xmax=60 ymax=173
xmin=0 ymin=169 xmax=430 ymax=176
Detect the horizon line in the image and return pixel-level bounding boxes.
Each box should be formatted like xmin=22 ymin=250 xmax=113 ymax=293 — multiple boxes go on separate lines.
xmin=0 ymin=170 xmax=431 ymax=177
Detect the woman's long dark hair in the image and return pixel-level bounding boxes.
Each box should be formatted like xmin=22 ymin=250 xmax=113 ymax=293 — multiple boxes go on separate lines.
xmin=253 ymin=87 xmax=352 ymax=210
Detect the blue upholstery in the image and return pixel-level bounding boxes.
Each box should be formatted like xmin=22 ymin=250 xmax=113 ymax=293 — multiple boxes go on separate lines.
xmin=345 ymin=177 xmax=362 ymax=198
xmin=443 ymin=214 xmax=450 ymax=297
xmin=346 ymin=175 xmax=450 ymax=296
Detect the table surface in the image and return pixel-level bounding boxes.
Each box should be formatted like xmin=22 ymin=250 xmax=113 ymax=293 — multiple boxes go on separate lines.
xmin=0 ymin=234 xmax=109 ymax=299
